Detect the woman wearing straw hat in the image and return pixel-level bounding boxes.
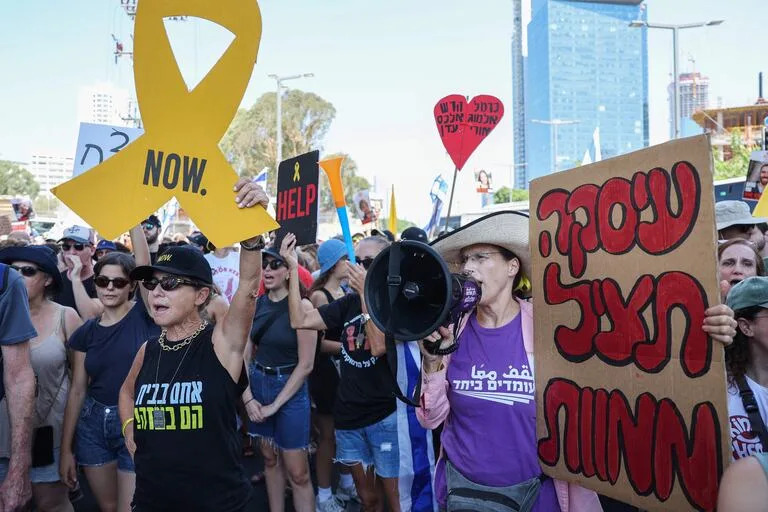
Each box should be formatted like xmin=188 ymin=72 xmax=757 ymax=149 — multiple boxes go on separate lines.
xmin=416 ymin=211 xmax=737 ymax=512
xmin=0 ymin=245 xmax=82 ymax=512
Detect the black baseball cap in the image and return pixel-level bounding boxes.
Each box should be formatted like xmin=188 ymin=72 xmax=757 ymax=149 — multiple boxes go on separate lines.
xmin=401 ymin=227 xmax=428 ymax=243
xmin=142 ymin=214 xmax=161 ymax=228
xmin=130 ymin=245 xmax=213 ymax=285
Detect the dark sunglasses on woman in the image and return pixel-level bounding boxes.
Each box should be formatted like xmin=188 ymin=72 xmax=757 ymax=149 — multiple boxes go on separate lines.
xmin=94 ymin=276 xmax=131 ymax=289
xmin=262 ymin=259 xmax=284 ymax=270
xmin=141 ymin=276 xmax=200 ymax=291
xmin=355 ymin=257 xmax=374 ymax=270
xmin=10 ymin=265 xmax=40 ymax=278
xmin=60 ymin=243 xmax=86 ymax=252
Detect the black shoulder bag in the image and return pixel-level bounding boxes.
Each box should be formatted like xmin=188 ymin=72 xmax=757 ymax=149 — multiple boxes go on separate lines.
xmin=737 ymin=375 xmax=768 ymax=450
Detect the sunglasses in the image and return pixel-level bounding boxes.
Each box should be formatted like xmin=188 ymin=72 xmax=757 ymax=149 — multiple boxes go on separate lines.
xmin=10 ymin=265 xmax=40 ymax=278
xmin=142 ymin=222 xmax=157 ymax=230
xmin=355 ymin=257 xmax=374 ymax=270
xmin=262 ymin=259 xmax=285 ymax=270
xmin=94 ymin=276 xmax=131 ymax=289
xmin=141 ymin=276 xmax=200 ymax=291
xmin=60 ymin=243 xmax=86 ymax=251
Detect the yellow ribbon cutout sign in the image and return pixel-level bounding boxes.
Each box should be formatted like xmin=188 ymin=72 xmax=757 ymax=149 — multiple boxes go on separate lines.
xmin=53 ymin=0 xmax=278 ymax=246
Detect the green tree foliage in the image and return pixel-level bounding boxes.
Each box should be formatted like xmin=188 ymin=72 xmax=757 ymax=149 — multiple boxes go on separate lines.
xmin=0 ymin=160 xmax=40 ymax=199
xmin=713 ymin=129 xmax=756 ymax=180
xmin=220 ymin=89 xmax=336 ymax=191
xmin=493 ymin=186 xmax=529 ymax=204
xmin=318 ymin=153 xmax=370 ymax=212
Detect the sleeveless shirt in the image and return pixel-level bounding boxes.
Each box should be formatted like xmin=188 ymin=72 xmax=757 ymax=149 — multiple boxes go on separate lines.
xmin=132 ymin=324 xmax=251 ymax=511
xmin=0 ymin=305 xmax=68 ymax=457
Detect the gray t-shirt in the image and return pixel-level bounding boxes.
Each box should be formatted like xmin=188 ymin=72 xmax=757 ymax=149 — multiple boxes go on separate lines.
xmin=0 ymin=264 xmax=37 ymax=400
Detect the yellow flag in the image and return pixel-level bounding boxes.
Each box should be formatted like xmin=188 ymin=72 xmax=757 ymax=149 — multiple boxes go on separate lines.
xmin=388 ymin=185 xmax=397 ymax=234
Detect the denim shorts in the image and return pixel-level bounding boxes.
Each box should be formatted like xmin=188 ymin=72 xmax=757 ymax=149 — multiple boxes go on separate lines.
xmin=0 ymin=450 xmax=62 ymax=484
xmin=76 ymin=395 xmax=134 ymax=472
xmin=248 ymin=363 xmax=310 ymax=451
xmin=335 ymin=411 xmax=400 ymax=478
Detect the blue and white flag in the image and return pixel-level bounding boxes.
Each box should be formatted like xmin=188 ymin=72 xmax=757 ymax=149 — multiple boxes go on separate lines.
xmin=396 ymin=342 xmax=437 ymax=512
xmin=253 ymin=168 xmax=268 ymax=188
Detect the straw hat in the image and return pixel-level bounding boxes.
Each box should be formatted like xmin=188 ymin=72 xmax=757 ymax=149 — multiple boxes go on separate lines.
xmin=430 ymin=211 xmax=530 ymax=279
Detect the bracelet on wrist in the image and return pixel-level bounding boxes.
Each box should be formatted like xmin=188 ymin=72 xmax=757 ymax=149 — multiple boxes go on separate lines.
xmin=240 ymin=235 xmax=266 ymax=251
xmin=121 ymin=417 xmax=135 ymax=437
xmin=244 ymin=398 xmax=255 ymax=405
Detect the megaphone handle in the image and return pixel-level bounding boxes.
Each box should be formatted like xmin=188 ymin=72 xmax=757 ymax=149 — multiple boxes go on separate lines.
xmin=423 ymin=338 xmax=458 ymax=356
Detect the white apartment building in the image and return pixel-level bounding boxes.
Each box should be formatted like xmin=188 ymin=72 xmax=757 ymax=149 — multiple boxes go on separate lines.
xmin=77 ymin=83 xmax=130 ymax=126
xmin=28 ymin=154 xmax=75 ymax=194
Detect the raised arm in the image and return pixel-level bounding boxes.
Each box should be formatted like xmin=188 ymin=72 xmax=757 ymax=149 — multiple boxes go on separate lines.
xmin=67 ymin=255 xmax=103 ymax=320
xmin=345 ymin=261 xmax=386 ymax=357
xmin=310 ymin=290 xmax=342 ymax=355
xmin=130 ymin=224 xmax=151 ymax=309
xmin=282 ymin=234 xmax=327 ymax=331
xmin=213 ymin=179 xmax=269 ymax=380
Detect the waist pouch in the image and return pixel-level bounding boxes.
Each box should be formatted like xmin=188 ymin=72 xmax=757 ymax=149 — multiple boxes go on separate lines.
xmin=446 ymin=460 xmax=547 ymax=512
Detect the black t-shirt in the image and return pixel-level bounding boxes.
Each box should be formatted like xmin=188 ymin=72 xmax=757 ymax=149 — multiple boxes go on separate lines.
xmin=250 ymin=295 xmax=297 ymax=367
xmin=54 ymin=272 xmax=97 ymax=316
xmin=69 ymin=302 xmax=159 ymax=405
xmin=133 ymin=325 xmax=251 ymax=512
xmin=318 ymin=293 xmax=396 ymax=430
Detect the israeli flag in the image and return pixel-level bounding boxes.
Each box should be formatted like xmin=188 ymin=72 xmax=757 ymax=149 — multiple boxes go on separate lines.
xmin=253 ymin=168 xmax=268 ymax=188
xmin=396 ymin=342 xmax=437 ymax=512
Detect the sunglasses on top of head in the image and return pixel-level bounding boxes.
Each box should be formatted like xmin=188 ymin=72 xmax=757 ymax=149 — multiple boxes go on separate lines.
xmin=141 ymin=276 xmax=201 ymax=291
xmin=262 ymin=259 xmax=285 ymax=270
xmin=60 ymin=242 xmax=86 ymax=251
xmin=10 ymin=265 xmax=41 ymax=278
xmin=94 ymin=276 xmax=131 ymax=289
xmin=355 ymin=257 xmax=374 ymax=270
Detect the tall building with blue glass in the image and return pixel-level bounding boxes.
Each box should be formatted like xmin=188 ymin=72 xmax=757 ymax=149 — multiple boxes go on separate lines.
xmin=523 ymin=0 xmax=648 ymax=186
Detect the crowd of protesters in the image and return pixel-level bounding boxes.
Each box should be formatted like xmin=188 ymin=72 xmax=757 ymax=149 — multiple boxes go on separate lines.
xmin=3 ymin=184 xmax=768 ymax=511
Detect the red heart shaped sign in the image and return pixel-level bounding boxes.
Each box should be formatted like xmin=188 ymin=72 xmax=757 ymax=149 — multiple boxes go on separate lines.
xmin=434 ymin=94 xmax=504 ymax=171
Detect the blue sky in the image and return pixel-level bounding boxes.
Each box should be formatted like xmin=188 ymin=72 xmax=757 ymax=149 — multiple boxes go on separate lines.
xmin=0 ymin=0 xmax=761 ymax=224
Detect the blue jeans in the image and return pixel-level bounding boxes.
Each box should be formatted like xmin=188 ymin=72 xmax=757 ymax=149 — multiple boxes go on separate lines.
xmin=336 ymin=411 xmax=400 ymax=478
xmin=248 ymin=363 xmax=310 ymax=451
xmin=75 ymin=395 xmax=134 ymax=472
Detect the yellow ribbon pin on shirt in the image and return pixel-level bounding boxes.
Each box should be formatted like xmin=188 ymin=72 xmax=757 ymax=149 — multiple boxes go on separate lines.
xmin=52 ymin=0 xmax=278 ymax=246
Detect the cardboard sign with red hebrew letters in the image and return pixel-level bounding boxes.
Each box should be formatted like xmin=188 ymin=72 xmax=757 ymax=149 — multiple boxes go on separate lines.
xmin=530 ymin=135 xmax=728 ymax=512
xmin=433 ymin=94 xmax=504 ymax=171
xmin=275 ymin=150 xmax=319 ymax=248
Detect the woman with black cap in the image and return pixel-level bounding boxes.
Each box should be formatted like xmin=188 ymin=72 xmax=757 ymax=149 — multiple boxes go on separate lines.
xmin=243 ymin=238 xmax=317 ymax=512
xmin=118 ymin=179 xmax=270 ymax=512
xmin=0 ymin=245 xmax=82 ymax=512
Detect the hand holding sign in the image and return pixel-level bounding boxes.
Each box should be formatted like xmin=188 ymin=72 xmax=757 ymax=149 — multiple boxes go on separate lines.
xmin=52 ymin=0 xmax=278 ymax=247
xmin=434 ymin=94 xmax=504 ymax=171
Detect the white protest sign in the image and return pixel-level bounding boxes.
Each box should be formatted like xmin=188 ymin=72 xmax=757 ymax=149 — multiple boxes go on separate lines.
xmin=72 ymin=122 xmax=144 ymax=177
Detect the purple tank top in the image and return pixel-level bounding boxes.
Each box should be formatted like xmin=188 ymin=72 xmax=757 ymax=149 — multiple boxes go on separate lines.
xmin=435 ymin=312 xmax=558 ymax=510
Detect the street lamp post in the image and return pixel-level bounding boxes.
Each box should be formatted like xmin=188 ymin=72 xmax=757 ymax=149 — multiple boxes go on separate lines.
xmin=267 ymin=73 xmax=314 ymax=169
xmin=531 ymin=119 xmax=580 ymax=173
xmin=629 ymin=19 xmax=723 ymax=139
